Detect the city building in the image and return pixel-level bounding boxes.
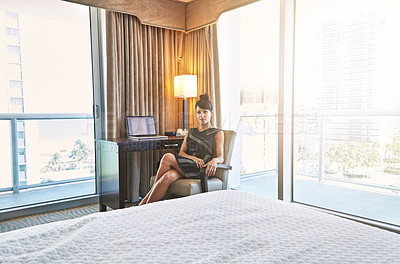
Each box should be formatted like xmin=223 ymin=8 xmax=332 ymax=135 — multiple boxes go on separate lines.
xmin=1 ymin=11 xmax=27 ymax=185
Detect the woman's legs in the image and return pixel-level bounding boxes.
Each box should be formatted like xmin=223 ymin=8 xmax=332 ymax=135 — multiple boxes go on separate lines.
xmin=139 ymin=153 xmax=186 ymax=205
xmin=143 ymin=169 xmax=184 ymax=204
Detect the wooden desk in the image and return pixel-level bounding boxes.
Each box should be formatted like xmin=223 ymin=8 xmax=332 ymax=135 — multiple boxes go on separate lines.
xmin=96 ymin=137 xmax=183 ymax=211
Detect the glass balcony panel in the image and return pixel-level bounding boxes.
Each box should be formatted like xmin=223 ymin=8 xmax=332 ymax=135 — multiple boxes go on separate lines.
xmin=294 ymin=115 xmax=400 ymax=225
xmin=25 ymin=119 xmax=95 ymax=185
xmin=241 ymin=116 xmax=277 ymax=175
xmin=0 ymin=118 xmax=95 ymax=210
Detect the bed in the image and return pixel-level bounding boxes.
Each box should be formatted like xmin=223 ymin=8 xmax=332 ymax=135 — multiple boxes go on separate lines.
xmin=1 ymin=190 xmax=399 ymax=263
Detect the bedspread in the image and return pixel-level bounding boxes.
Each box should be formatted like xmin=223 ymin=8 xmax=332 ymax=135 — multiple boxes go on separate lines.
xmin=1 ymin=190 xmax=399 ymax=263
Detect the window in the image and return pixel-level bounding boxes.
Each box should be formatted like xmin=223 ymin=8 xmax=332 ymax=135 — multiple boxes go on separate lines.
xmin=218 ymin=0 xmax=399 ymax=228
xmin=0 ymin=0 xmax=95 ymax=210
xmin=5 ymin=12 xmax=18 ymax=20
xmin=6 ymin=27 xmax=19 ymax=36
xmin=9 ymin=80 xmax=22 ymax=89
xmin=7 ymin=45 xmax=20 ymax=54
xmin=10 ymin=98 xmax=23 ymax=106
xmin=294 ymin=0 xmax=400 ymax=226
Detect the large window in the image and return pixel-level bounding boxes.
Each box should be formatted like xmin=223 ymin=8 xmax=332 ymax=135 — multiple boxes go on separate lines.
xmin=218 ymin=0 xmax=400 ymax=227
xmin=0 ymin=0 xmax=95 ymax=209
xmin=294 ymin=0 xmax=400 ymax=225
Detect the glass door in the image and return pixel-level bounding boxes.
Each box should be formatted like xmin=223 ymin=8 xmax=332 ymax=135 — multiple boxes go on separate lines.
xmin=218 ymin=0 xmax=280 ymax=198
xmin=0 ymin=0 xmax=95 ymax=209
xmin=294 ymin=0 xmax=400 ymax=225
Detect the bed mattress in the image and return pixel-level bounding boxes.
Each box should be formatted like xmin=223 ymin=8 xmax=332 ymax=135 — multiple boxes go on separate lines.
xmin=1 ymin=190 xmax=399 ymax=263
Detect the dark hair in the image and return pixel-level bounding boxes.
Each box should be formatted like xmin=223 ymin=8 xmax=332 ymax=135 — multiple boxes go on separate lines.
xmin=195 ymin=94 xmax=213 ymax=111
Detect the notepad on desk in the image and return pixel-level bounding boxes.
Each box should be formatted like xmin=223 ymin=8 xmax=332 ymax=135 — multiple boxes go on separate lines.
xmin=126 ymin=116 xmax=168 ymax=140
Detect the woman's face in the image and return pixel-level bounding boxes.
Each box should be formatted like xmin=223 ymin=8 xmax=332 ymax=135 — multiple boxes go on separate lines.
xmin=196 ymin=106 xmax=213 ymax=125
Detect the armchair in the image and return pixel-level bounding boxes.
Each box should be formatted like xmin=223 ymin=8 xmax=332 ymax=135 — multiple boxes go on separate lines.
xmin=150 ymin=130 xmax=236 ymax=197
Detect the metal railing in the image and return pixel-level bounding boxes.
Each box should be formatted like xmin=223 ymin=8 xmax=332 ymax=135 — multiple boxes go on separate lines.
xmin=239 ymin=111 xmax=400 ymax=192
xmin=0 ymin=113 xmax=93 ymax=194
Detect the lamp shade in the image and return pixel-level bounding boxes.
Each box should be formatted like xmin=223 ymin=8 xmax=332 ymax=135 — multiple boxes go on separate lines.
xmin=174 ymin=75 xmax=198 ymax=98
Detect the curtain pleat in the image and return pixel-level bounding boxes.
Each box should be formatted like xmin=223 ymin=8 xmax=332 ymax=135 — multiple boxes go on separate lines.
xmin=106 ymin=11 xmax=220 ymax=202
xmin=181 ymin=27 xmax=219 ymax=127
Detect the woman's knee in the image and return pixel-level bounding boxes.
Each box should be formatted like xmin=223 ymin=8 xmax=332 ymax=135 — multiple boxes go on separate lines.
xmin=160 ymin=153 xmax=175 ymax=166
xmin=159 ymin=170 xmax=180 ymax=185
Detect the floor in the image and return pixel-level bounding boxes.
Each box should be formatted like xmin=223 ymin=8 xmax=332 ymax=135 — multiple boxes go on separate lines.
xmin=0 ymin=180 xmax=95 ymax=210
xmin=0 ymin=203 xmax=98 ymax=233
xmin=0 ymin=173 xmax=399 ymax=229
xmin=235 ymin=173 xmax=400 ymax=226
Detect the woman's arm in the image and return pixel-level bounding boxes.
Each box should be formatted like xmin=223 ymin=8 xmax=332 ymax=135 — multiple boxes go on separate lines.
xmin=178 ymin=132 xmax=205 ymax=168
xmin=205 ymin=131 xmax=224 ymax=176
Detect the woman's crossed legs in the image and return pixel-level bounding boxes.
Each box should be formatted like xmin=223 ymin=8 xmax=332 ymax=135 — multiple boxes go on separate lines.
xmin=139 ymin=153 xmax=186 ymax=205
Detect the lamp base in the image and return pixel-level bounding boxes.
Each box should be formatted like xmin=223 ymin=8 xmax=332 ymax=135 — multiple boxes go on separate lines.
xmin=183 ymin=98 xmax=187 ymax=130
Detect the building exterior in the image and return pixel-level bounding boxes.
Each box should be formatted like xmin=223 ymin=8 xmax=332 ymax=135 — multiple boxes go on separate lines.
xmin=0 ymin=11 xmax=27 ymax=185
xmin=315 ymin=13 xmax=385 ymax=143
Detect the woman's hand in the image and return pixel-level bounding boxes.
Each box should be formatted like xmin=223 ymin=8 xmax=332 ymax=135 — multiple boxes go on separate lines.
xmin=192 ymin=157 xmax=205 ymax=168
xmin=205 ymin=158 xmax=219 ymax=176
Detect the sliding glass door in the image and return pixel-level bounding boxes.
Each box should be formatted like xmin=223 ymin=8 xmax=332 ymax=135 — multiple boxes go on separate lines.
xmin=294 ymin=0 xmax=400 ymax=225
xmin=0 ymin=0 xmax=95 ymax=209
xmin=218 ymin=0 xmax=280 ymax=198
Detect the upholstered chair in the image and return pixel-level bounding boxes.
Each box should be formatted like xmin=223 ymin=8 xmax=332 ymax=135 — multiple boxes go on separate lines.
xmin=149 ymin=130 xmax=236 ymax=197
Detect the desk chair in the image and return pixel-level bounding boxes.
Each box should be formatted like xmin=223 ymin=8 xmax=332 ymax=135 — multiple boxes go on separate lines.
xmin=150 ymin=130 xmax=236 ymax=197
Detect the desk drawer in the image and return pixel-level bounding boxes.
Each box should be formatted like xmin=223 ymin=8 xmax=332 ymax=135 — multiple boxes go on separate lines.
xmin=118 ymin=139 xmax=182 ymax=152
xmin=160 ymin=140 xmax=181 ymax=151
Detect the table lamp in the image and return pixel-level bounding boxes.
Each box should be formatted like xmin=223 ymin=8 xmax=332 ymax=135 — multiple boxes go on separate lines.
xmin=174 ymin=74 xmax=197 ymax=131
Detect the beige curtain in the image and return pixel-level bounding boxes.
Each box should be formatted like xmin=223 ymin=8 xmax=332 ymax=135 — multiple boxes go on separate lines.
xmin=179 ymin=25 xmax=221 ymax=128
xmin=106 ymin=11 xmax=220 ymax=201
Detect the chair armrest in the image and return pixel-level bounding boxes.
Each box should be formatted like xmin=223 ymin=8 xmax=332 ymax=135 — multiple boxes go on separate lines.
xmin=199 ymin=164 xmax=231 ymax=173
xmin=216 ymin=164 xmax=232 ymax=170
xmin=198 ymin=164 xmax=231 ymax=193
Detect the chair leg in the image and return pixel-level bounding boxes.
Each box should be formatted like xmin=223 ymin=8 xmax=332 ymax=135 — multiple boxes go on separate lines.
xmin=200 ymin=173 xmax=208 ymax=193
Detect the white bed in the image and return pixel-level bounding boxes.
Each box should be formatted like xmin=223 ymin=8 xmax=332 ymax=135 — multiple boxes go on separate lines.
xmin=1 ymin=190 xmax=399 ymax=263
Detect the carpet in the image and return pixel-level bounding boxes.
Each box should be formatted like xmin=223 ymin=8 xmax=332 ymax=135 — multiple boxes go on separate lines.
xmin=0 ymin=204 xmax=99 ymax=233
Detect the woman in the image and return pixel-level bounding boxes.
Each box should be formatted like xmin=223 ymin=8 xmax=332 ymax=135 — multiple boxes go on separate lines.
xmin=139 ymin=94 xmax=224 ymax=205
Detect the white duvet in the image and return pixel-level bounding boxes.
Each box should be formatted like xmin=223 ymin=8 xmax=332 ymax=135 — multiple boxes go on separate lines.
xmin=1 ymin=190 xmax=399 ymax=263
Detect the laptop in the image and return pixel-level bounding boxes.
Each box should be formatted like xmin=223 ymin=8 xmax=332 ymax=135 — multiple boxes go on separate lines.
xmin=126 ymin=116 xmax=168 ymax=140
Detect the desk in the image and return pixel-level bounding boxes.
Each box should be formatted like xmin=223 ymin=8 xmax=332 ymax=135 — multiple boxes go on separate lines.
xmin=96 ymin=137 xmax=183 ymax=211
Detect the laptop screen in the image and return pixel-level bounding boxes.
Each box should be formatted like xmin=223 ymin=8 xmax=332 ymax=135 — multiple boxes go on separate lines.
xmin=126 ymin=116 xmax=157 ymax=136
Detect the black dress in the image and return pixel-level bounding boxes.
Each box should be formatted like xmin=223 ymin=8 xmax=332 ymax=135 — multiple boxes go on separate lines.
xmin=175 ymin=127 xmax=221 ymax=179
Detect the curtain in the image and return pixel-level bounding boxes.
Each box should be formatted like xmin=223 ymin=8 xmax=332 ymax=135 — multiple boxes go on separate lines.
xmin=106 ymin=11 xmax=220 ymax=201
xmin=179 ymin=25 xmax=221 ymax=128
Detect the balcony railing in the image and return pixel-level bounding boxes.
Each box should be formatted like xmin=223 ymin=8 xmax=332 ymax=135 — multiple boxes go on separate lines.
xmin=239 ymin=111 xmax=400 ymax=193
xmin=0 ymin=113 xmax=93 ymax=194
